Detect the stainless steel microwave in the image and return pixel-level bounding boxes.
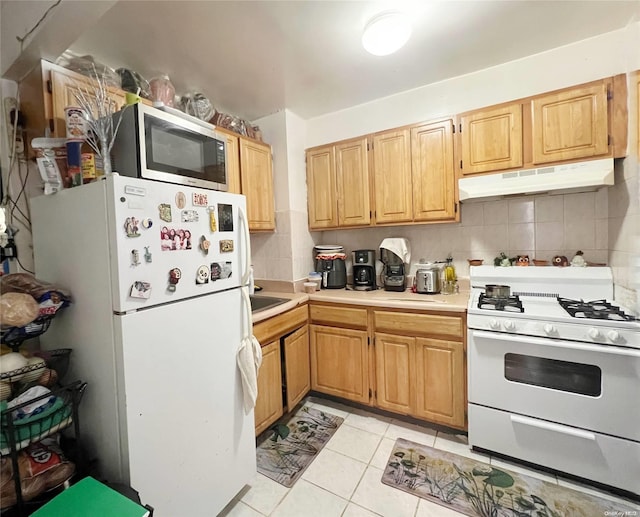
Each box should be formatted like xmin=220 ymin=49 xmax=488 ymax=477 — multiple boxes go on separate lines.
xmin=111 ymin=103 xmax=228 ymax=191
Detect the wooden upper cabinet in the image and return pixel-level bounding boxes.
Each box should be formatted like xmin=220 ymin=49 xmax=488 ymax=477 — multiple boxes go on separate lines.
xmin=306 ymin=138 xmax=370 ymax=230
xmin=532 ymin=82 xmax=609 ymax=164
xmin=223 ymin=132 xmax=242 ymax=195
xmin=50 ymin=68 xmax=126 ymax=138
xmin=336 ymin=138 xmax=370 ymax=227
xmin=240 ymin=138 xmax=275 ymax=231
xmin=307 ymin=145 xmax=337 ymax=229
xmin=372 ymin=129 xmax=413 ymax=223
xmin=411 ymin=120 xmax=456 ymax=222
xmin=460 ymin=103 xmax=523 ymax=175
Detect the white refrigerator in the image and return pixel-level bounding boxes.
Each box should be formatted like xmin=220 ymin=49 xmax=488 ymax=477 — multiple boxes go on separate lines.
xmin=30 ymin=175 xmax=256 ymax=516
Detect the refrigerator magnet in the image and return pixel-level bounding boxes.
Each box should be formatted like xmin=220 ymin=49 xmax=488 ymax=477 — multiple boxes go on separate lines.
xmin=200 ymin=236 xmax=211 ymax=254
xmin=144 ymin=246 xmax=152 ymax=263
xmin=192 ymin=192 xmax=208 ymax=207
xmin=158 ymin=203 xmax=172 ymax=222
xmin=131 ymin=249 xmax=140 ymax=266
xmin=181 ymin=209 xmax=199 ymax=223
xmin=124 ymin=217 xmax=141 ymax=237
xmin=218 ymin=204 xmax=234 ymax=231
xmin=207 ymin=206 xmax=217 ymax=232
xmin=220 ymin=239 xmax=234 ymax=253
xmin=210 ymin=262 xmax=221 ymax=281
xmin=196 ymin=265 xmax=209 ymax=284
xmin=142 ymin=218 xmax=153 ymax=229
xmin=130 ymin=281 xmax=151 ymax=299
xmin=167 ymin=268 xmax=181 ymax=292
xmin=175 ymin=191 xmax=186 ymax=209
xmin=220 ymin=261 xmax=232 ymax=279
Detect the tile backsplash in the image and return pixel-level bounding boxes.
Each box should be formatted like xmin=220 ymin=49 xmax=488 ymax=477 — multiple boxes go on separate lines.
xmin=320 ymin=189 xmax=609 ymax=279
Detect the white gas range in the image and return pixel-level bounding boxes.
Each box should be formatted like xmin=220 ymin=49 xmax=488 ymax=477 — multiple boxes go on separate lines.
xmin=467 ymin=266 xmax=640 ymax=497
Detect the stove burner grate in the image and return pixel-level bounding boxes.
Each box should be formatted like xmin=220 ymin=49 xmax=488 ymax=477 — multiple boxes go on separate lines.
xmin=557 ymin=298 xmax=637 ymax=321
xmin=478 ymin=293 xmax=524 ymax=312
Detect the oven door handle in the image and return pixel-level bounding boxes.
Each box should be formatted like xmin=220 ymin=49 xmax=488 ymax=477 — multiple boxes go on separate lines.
xmin=471 ymin=329 xmax=640 ymax=358
xmin=510 ymin=414 xmax=596 ymax=441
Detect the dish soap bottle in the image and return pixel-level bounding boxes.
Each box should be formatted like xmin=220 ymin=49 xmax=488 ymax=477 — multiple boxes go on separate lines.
xmin=442 ymin=256 xmax=457 ymax=295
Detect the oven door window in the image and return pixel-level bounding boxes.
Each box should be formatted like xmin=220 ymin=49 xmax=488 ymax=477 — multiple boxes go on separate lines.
xmin=144 ymin=115 xmax=226 ymax=183
xmin=504 ymin=353 xmax=601 ymax=396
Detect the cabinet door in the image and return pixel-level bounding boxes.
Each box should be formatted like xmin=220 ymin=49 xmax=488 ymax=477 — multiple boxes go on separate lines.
xmin=284 ymin=326 xmax=311 ymax=410
xmin=336 ymin=138 xmax=370 ymax=227
xmin=306 ymin=145 xmax=337 ymax=229
xmin=310 ymin=325 xmax=369 ymax=404
xmin=374 ymin=333 xmax=414 ymax=415
xmin=255 ymin=340 xmax=283 ymax=435
xmin=224 ymin=133 xmax=242 ymax=194
xmin=532 ymin=83 xmax=609 ymax=164
xmin=460 ymin=104 xmax=523 ymax=175
xmin=240 ymin=139 xmax=275 ymax=231
xmin=372 ymin=129 xmax=413 ymax=223
xmin=51 ymin=69 xmax=126 ymax=138
xmin=411 ymin=120 xmax=456 ymax=222
xmin=414 ymin=337 xmax=465 ymax=429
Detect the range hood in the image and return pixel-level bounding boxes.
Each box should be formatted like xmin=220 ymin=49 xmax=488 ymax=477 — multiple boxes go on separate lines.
xmin=458 ymin=158 xmax=614 ymax=202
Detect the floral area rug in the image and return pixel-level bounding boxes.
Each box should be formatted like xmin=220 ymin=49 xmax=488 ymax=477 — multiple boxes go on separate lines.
xmin=382 ymin=438 xmax=639 ymax=516
xmin=256 ymin=405 xmax=343 ymax=488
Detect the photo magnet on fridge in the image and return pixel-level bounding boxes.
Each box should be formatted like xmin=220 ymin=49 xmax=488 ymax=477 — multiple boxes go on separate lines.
xmin=218 ymin=204 xmax=233 ymax=231
xmin=130 ymin=281 xmax=151 ymax=299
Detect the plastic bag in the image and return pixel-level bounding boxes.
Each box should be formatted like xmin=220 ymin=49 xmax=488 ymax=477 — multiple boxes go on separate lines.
xmin=116 ymin=68 xmax=151 ymax=99
xmin=149 ymin=74 xmax=176 ymax=107
xmin=56 ymin=54 xmax=121 ymax=89
xmin=178 ymin=92 xmax=214 ymax=121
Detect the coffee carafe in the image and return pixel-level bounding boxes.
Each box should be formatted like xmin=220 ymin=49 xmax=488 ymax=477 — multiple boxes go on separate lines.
xmin=352 ymin=250 xmax=376 ymax=291
xmin=379 ymin=238 xmax=411 ymax=292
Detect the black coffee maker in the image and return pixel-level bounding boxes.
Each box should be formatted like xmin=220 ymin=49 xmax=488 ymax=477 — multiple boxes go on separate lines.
xmin=352 ymin=250 xmax=376 ymax=291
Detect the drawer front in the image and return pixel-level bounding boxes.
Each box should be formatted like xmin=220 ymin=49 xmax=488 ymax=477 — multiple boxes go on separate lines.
xmin=310 ymin=304 xmax=368 ymax=329
xmin=254 ymin=304 xmax=308 ymax=344
xmin=468 ymin=404 xmax=640 ymax=495
xmin=374 ymin=310 xmax=463 ymax=339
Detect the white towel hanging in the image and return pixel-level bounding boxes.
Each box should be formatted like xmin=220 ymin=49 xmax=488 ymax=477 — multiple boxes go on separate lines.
xmin=237 ymin=286 xmax=262 ymax=414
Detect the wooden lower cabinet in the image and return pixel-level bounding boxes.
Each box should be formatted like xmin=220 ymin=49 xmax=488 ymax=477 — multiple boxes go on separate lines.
xmin=414 ymin=337 xmax=465 ymax=428
xmin=254 ymin=340 xmax=283 ymax=435
xmin=310 ymin=324 xmax=369 ymax=404
xmin=283 ymin=326 xmax=311 ymax=409
xmin=374 ymin=332 xmax=414 ymax=414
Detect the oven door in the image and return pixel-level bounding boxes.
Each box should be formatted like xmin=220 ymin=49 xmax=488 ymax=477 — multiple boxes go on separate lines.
xmin=469 ymin=329 xmax=640 ymax=441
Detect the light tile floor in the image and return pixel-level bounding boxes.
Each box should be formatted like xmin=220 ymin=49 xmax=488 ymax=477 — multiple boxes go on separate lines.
xmin=221 ymin=397 xmax=638 ymax=517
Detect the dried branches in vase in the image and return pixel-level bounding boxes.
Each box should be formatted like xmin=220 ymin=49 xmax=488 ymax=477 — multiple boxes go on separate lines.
xmin=71 ymin=64 xmax=129 ymax=176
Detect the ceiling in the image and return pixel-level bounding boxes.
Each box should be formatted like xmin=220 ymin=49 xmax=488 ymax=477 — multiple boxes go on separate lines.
xmin=67 ymin=0 xmax=640 ymax=122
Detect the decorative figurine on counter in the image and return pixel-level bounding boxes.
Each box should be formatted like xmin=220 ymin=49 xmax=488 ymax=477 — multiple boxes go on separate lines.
xmin=494 ymin=252 xmax=513 ymax=267
xmin=552 ymin=255 xmax=569 ymax=267
xmin=570 ymin=250 xmax=587 ymax=267
xmin=516 ymin=255 xmax=530 ymax=266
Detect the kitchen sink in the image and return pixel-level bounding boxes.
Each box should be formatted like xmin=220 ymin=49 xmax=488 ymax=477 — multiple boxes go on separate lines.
xmin=249 ymin=295 xmax=289 ymax=314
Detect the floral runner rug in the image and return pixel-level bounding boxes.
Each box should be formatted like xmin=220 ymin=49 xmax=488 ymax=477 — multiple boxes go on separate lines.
xmin=382 ymin=438 xmax=639 ymax=516
xmin=256 ymin=406 xmax=343 ymax=488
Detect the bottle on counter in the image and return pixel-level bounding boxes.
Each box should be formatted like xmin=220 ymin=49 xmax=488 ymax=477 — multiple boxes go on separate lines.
xmin=442 ymin=256 xmax=458 ymax=295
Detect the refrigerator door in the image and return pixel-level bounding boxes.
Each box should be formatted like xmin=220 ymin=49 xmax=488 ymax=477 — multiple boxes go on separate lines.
xmin=116 ymin=287 xmax=256 ymax=515
xmin=106 ymin=175 xmax=249 ymax=312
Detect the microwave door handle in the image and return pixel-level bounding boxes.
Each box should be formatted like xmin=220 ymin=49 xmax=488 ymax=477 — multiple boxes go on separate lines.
xmin=239 ymin=206 xmax=251 ymax=286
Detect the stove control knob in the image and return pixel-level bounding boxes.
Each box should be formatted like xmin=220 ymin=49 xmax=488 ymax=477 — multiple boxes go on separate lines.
xmin=588 ymin=328 xmax=602 ymax=340
xmin=543 ymin=324 xmax=556 ymax=335
xmin=489 ymin=318 xmax=500 ymax=329
xmin=504 ymin=320 xmax=516 ymax=331
xmin=607 ymin=330 xmax=621 ymax=342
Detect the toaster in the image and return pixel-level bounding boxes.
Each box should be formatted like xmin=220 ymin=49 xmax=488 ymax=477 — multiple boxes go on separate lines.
xmin=415 ymin=267 xmax=441 ymax=294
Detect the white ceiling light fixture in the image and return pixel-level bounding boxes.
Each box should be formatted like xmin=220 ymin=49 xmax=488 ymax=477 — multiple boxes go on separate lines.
xmin=362 ymin=11 xmax=412 ymax=56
